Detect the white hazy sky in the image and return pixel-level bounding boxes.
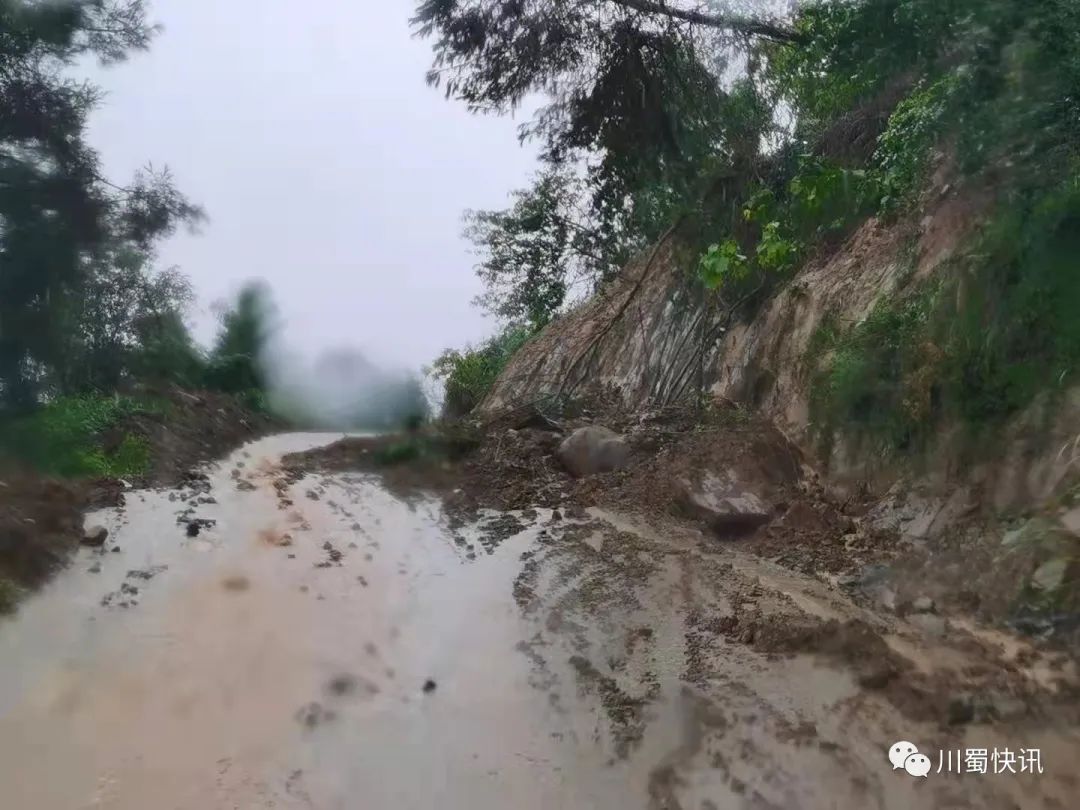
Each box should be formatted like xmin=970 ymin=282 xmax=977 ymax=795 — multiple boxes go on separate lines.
xmin=86 ymin=0 xmax=540 ymax=370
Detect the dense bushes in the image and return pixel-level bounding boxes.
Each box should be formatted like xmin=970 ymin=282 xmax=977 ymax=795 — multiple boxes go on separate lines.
xmin=691 ymin=0 xmax=1080 ymax=453
xmin=810 ymin=173 xmax=1080 ymax=455
xmin=429 ymin=325 xmax=534 ymax=417
xmin=0 ymin=395 xmax=156 ymax=478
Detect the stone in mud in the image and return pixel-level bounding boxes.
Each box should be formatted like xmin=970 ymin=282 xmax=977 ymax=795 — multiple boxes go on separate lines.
xmin=82 ymin=525 xmax=109 ymax=547
xmin=295 ymin=701 xmax=335 ymax=729
xmin=222 ymin=575 xmax=250 ymax=592
xmin=557 ymin=426 xmax=630 ymax=478
xmin=910 ymin=595 xmax=936 ymax=614
xmin=677 ymin=472 xmax=771 ymax=538
xmin=325 ymin=674 xmax=358 ymax=697
xmin=908 ymin=613 xmax=946 ymax=638
xmin=947 ymin=694 xmax=976 ymax=726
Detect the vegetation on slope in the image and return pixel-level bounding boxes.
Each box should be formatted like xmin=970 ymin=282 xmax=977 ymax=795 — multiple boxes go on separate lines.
xmin=419 ymin=0 xmax=1080 ymax=449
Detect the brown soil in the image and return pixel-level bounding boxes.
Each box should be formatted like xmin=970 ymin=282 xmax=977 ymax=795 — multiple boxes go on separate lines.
xmin=117 ymin=386 xmax=280 ymax=488
xmin=284 ymin=400 xmax=893 ymax=577
xmin=0 ymin=387 xmax=278 ymax=608
xmin=285 ymin=397 xmax=1080 ymax=668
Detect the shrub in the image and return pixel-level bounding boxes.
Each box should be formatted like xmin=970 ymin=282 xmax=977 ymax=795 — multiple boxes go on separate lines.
xmin=0 ymin=395 xmax=154 ymax=478
xmin=430 ymin=325 xmax=534 ymax=417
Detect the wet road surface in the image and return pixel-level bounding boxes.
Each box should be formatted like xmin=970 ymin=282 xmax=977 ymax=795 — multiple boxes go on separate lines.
xmin=1 ymin=434 xmax=1078 ymax=809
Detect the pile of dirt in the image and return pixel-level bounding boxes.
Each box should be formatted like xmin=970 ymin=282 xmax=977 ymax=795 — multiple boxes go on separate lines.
xmin=285 ymin=397 xmax=1080 ymax=657
xmin=284 ymin=399 xmax=896 ymax=578
xmin=0 ymin=475 xmax=122 ymax=609
xmin=115 ymin=386 xmax=280 ymax=487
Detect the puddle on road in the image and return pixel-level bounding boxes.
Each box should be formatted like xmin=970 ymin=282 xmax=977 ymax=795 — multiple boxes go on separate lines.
xmin=0 ymin=433 xmax=683 ymax=810
xmin=5 ymin=434 xmax=1079 ymax=810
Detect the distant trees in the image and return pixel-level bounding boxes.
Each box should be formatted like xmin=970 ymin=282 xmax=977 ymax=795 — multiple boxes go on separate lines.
xmin=0 ymin=1 xmax=202 ymax=409
xmin=204 ymin=282 xmax=276 ymax=394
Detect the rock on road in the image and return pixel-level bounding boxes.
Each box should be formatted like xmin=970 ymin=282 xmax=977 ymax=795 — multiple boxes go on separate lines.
xmin=0 ymin=434 xmax=1077 ymax=809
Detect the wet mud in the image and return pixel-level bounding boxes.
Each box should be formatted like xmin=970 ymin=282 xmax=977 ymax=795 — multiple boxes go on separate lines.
xmin=0 ymin=433 xmax=1078 ymax=808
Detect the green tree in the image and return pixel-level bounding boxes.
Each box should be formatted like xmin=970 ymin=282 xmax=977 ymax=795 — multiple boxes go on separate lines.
xmin=466 ymin=166 xmax=605 ymax=329
xmin=0 ymin=1 xmax=202 ymax=409
xmin=416 ymin=2 xmax=785 ymax=319
xmin=429 ymin=325 xmax=533 ymax=417
xmin=205 ymin=282 xmax=277 ymax=393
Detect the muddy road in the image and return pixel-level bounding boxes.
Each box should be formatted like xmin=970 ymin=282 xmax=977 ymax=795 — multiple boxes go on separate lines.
xmin=1 ymin=434 xmax=1078 ymax=809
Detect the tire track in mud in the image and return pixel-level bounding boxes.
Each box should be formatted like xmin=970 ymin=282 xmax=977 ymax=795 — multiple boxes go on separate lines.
xmin=510 ymin=510 xmax=1080 ymax=809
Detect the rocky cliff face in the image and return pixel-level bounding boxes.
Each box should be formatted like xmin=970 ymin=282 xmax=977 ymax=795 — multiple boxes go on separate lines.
xmin=482 ymin=186 xmax=1080 ymax=523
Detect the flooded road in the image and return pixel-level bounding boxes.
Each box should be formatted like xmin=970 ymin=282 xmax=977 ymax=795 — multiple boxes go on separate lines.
xmin=1 ymin=434 xmax=1079 ymax=809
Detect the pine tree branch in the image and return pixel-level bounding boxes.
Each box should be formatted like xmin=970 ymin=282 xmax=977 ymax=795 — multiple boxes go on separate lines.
xmin=607 ymin=0 xmax=803 ymax=44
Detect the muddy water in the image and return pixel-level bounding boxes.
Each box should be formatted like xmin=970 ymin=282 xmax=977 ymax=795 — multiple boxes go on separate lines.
xmin=0 ymin=435 xmax=641 ymax=808
xmin=2 ymin=434 xmax=1079 ymax=809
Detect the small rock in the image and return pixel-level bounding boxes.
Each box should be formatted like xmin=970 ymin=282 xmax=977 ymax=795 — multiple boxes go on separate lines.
xmin=911 ymin=595 xmax=936 ymax=614
xmin=186 ymin=522 xmax=200 ymax=537
xmin=326 ymin=674 xmax=358 ymax=697
xmin=422 ymin=679 xmax=437 ymax=694
xmin=295 ymin=701 xmax=334 ymax=729
xmin=947 ymin=695 xmax=976 ymax=726
xmin=908 ymin=613 xmax=947 ymax=638
xmin=222 ymin=575 xmax=250 ymax=592
xmin=82 ymin=525 xmax=109 ymax=547
xmin=110 ymin=545 xmax=121 ymax=553
xmin=874 ymin=587 xmax=898 ymax=612
xmin=126 ymin=566 xmax=167 ymax=581
xmin=88 ymin=562 xmax=102 ymax=574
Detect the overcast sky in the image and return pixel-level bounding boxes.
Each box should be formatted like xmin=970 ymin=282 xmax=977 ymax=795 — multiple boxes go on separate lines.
xmin=86 ymin=0 xmax=539 ymax=371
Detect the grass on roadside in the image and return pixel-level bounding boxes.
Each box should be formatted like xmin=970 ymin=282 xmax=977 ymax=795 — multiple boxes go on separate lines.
xmin=0 ymin=394 xmax=158 ymax=478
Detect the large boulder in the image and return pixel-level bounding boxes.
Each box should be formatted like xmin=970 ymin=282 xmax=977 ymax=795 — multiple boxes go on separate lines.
xmin=557 ymin=426 xmax=630 ymax=478
xmin=677 ymin=471 xmax=772 ymax=538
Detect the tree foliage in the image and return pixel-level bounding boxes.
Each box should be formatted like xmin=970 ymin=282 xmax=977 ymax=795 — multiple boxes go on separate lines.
xmin=417 ymin=1 xmax=788 ymax=320
xmin=0 ymin=1 xmax=203 ymax=409
xmin=429 ymin=324 xmax=533 ymax=417
xmin=205 ymin=282 xmax=277 ymax=394
xmin=427 ymin=0 xmax=1080 ymax=437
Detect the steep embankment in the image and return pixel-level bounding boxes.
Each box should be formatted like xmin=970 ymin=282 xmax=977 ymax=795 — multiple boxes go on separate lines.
xmin=483 ymin=178 xmax=1076 ymax=508
xmin=482 ymin=181 xmax=1080 ymax=632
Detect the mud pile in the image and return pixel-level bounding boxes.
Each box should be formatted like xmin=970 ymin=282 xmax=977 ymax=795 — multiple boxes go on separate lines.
xmin=285 ymin=401 xmax=894 ymax=577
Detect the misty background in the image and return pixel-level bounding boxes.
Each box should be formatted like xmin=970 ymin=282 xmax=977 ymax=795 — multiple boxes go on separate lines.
xmin=83 ymin=0 xmax=541 ymax=416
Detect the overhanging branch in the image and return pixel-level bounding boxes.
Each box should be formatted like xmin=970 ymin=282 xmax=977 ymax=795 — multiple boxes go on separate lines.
xmin=608 ymin=0 xmax=803 ymax=44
